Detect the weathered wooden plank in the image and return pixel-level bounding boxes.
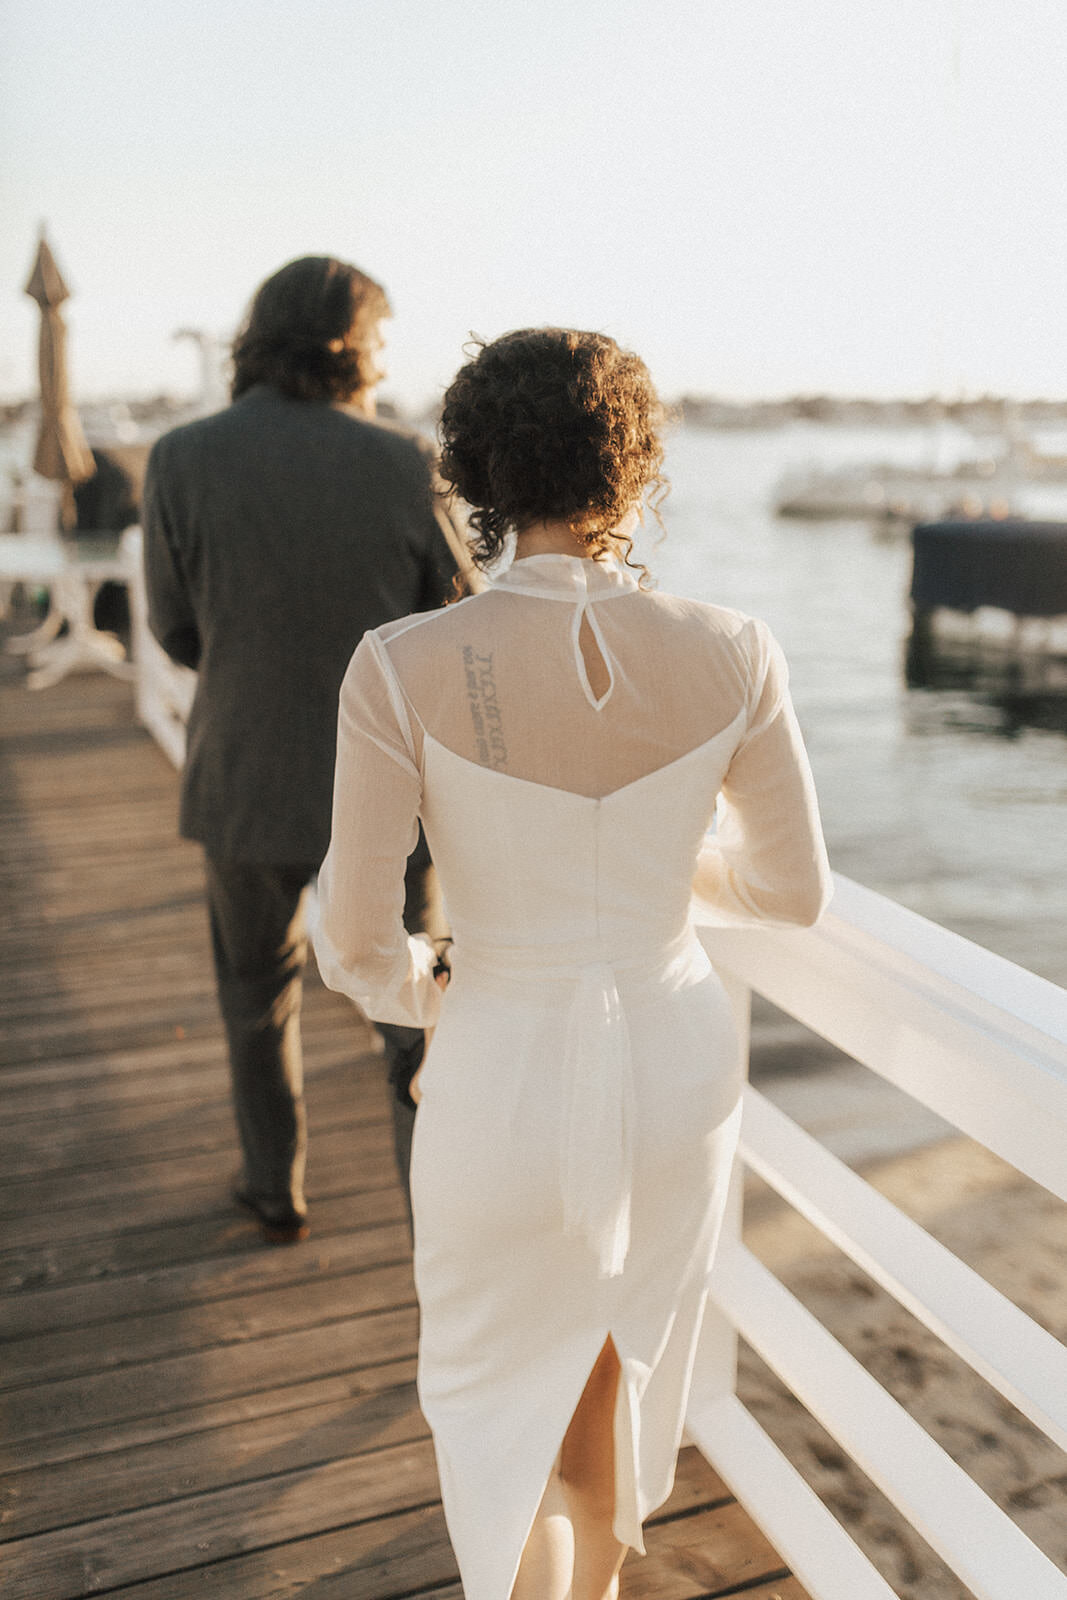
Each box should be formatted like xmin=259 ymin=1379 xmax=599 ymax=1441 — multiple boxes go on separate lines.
xmin=0 ymin=908 xmax=202 ymax=956
xmin=0 ymin=1380 xmax=428 ymax=1541
xmin=0 ymin=783 xmax=174 ymax=820
xmin=0 ymin=997 xmax=360 ymax=1065
xmin=0 ymin=839 xmax=187 ymax=871
xmin=0 ymin=1400 xmax=729 ymax=1546
xmin=0 ymin=1123 xmax=396 ymax=1221
xmin=0 ymin=1434 xmax=443 ymax=1600
xmin=2 ymin=1092 xmax=241 ymax=1162
xmin=0 ymin=970 xmax=219 ymax=1024
xmin=0 ymin=934 xmax=255 ymax=990
xmin=645 ymin=1446 xmax=732 ymax=1520
xmin=2 ymin=1059 xmax=247 ymax=1116
xmin=0 ymin=796 xmax=175 ymax=829
xmin=0 ymin=670 xmax=134 ymax=729
xmin=720 ymin=1582 xmax=809 ymax=1599
xmin=0 ymin=884 xmax=209 ymax=936
xmin=0 ymin=815 xmax=174 ymax=846
xmin=5 ymin=736 xmax=167 ymax=779
xmin=0 ymin=1219 xmax=410 ymax=1339
xmin=0 ymin=1032 xmax=228 ymax=1090
xmin=0 ymin=1018 xmax=374 ymax=1105
xmin=0 ymin=1186 xmax=409 ymax=1294
xmin=85 ymin=1502 xmax=459 ymax=1600
xmin=0 ymin=903 xmax=201 ymax=958
xmin=632 ymin=1578 xmax=807 ymax=1600
xmin=2 ymin=952 xmax=212 ymax=998
xmin=0 ymin=992 xmax=364 ymax=1073
xmin=1 ymin=1259 xmax=416 ymax=1388
xmin=0 ymin=1446 xmax=745 ymax=1600
xmin=8 ymin=1486 xmax=794 ymax=1600
xmin=627 ymin=1502 xmax=801 ymax=1599
xmin=0 ymin=831 xmax=184 ymax=865
xmin=0 ymin=1093 xmax=380 ymax=1173
xmin=0 ymin=1070 xmax=386 ymax=1177
xmin=0 ymin=1003 xmax=226 ymax=1066
xmin=3 ymin=1357 xmax=419 ymax=1474
xmin=0 ymin=975 xmax=218 ymax=1019
xmin=3 ymin=1304 xmax=419 ymax=1444
xmin=0 ymin=1068 xmax=382 ymax=1169
xmin=2 ymin=843 xmax=203 ymax=887
xmin=0 ymin=1162 xmax=398 ymax=1254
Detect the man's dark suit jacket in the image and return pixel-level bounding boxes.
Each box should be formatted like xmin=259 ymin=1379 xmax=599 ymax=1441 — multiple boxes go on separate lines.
xmin=142 ymin=383 xmax=462 ymax=863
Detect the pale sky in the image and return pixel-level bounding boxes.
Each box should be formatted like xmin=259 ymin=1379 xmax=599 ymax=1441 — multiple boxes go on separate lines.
xmin=3 ymin=0 xmax=1067 ymax=409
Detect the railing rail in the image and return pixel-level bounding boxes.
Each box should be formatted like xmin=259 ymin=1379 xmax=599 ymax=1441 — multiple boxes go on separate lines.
xmin=740 ymin=1086 xmax=1067 ymax=1449
xmin=122 ymin=534 xmax=1067 ymax=1597
xmin=700 ymin=877 xmax=1067 ymax=1199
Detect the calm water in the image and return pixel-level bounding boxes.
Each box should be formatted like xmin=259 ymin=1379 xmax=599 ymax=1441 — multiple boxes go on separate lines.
xmin=4 ymin=417 xmax=1065 ymax=985
xmin=640 ymin=424 xmax=1067 ymax=987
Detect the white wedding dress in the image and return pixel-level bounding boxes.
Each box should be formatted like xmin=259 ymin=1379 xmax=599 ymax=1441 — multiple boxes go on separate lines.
xmin=314 ymin=552 xmax=831 ymax=1599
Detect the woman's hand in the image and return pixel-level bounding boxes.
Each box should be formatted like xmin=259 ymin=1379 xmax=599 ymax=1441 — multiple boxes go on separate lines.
xmin=411 ymin=969 xmax=450 ymax=1106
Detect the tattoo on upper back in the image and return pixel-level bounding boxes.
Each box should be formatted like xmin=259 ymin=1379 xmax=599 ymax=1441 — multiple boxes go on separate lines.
xmin=462 ymin=645 xmax=508 ymax=770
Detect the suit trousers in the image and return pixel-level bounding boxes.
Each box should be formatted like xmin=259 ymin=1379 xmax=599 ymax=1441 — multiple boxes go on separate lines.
xmin=205 ymin=831 xmax=442 ymax=1220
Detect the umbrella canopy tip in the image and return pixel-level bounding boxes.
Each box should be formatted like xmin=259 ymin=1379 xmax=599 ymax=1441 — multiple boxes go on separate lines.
xmin=24 ymin=232 xmax=72 ymax=307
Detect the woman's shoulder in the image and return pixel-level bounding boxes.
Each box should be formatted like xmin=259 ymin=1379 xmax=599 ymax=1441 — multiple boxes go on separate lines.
xmin=371 ymin=593 xmax=481 ymax=647
xmin=640 ymin=586 xmax=772 ymax=646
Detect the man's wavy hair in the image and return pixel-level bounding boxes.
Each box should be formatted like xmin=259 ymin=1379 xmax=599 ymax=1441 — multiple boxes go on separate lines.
xmin=438 ymin=328 xmax=666 ymax=575
xmin=231 ymin=256 xmax=390 ymax=403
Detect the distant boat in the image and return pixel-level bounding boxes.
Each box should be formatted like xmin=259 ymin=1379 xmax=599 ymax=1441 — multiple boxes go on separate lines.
xmin=773 ymin=433 xmax=1067 ymax=525
xmin=774 ymin=457 xmax=1017 ymax=524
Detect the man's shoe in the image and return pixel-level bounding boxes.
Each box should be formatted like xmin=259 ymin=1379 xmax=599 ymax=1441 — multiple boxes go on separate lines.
xmin=233 ymin=1187 xmax=310 ymax=1244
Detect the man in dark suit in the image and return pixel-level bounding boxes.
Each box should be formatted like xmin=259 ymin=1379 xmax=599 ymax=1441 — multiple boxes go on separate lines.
xmin=142 ymin=256 xmax=464 ymax=1243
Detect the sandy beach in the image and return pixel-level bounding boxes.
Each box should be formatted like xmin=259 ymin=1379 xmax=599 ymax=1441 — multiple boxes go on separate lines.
xmin=737 ymin=1104 xmax=1067 ymax=1598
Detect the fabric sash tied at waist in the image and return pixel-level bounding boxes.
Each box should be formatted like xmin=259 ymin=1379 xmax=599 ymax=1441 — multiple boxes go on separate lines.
xmin=451 ymin=929 xmax=707 ymax=1280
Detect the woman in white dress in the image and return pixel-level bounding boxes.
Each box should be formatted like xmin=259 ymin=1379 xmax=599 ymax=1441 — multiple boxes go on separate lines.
xmin=314 ymin=328 xmax=831 ymax=1600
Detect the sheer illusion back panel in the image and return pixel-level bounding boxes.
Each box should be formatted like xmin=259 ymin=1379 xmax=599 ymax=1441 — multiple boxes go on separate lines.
xmin=315 ymin=558 xmax=831 ymax=1031
xmin=377 ymin=587 xmax=770 ymax=800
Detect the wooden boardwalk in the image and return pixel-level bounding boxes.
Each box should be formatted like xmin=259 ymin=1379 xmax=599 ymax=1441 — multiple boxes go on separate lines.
xmin=0 ymin=658 xmax=810 ymax=1600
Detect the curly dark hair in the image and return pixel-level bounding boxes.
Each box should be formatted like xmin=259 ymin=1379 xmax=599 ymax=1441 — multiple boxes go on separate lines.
xmin=231 ymin=256 xmax=391 ymax=403
xmin=438 ymin=328 xmax=666 ymax=572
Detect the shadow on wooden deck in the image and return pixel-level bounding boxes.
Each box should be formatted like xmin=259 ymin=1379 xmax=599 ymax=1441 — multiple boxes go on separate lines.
xmin=0 ymin=660 xmax=809 ymax=1600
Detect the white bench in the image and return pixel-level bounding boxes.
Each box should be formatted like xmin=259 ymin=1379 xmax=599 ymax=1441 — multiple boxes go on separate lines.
xmin=0 ymin=531 xmax=138 ymax=690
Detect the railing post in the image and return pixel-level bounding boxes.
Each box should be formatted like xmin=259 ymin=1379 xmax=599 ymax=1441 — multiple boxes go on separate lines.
xmin=123 ymin=525 xmax=194 ymax=769
xmin=123 ymin=527 xmax=155 ymax=737
xmin=688 ymin=973 xmax=751 ymax=1407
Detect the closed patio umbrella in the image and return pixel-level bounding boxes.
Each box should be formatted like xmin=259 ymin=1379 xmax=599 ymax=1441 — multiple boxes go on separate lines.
xmin=23 ymin=230 xmax=94 ymax=529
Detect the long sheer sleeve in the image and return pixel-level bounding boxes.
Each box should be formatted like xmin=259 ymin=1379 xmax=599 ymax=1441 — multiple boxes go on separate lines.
xmin=693 ymin=620 xmax=832 ymax=928
xmin=313 ymin=632 xmax=443 ymax=1028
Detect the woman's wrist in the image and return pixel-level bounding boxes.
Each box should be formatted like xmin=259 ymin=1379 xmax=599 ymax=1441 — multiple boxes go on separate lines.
xmin=432 ymin=937 xmax=453 ymax=984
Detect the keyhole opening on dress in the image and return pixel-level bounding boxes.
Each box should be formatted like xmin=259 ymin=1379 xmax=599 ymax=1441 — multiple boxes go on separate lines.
xmin=578 ymin=610 xmax=611 ymax=704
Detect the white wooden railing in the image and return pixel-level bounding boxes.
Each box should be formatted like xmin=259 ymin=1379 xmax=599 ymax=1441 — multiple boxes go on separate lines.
xmin=122 ymin=531 xmax=1067 ymax=1597
xmin=689 ymin=881 xmax=1067 ymax=1600
xmin=122 ymin=527 xmax=195 ymax=767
